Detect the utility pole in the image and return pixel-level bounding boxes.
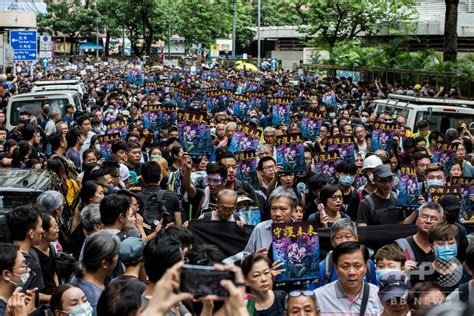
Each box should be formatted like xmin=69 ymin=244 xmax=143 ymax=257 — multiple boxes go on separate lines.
xmin=231 ymin=0 xmax=237 ymax=59
xmin=257 ymin=0 xmax=261 ymax=67
xmin=168 ymin=0 xmax=171 ymax=59
xmin=96 ymin=26 xmax=99 ymax=59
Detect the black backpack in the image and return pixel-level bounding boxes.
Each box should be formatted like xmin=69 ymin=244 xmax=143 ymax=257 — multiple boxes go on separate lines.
xmin=142 ymin=190 xmax=173 ymax=226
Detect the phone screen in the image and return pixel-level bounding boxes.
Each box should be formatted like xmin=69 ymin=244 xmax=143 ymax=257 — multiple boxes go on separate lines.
xmin=180 ymin=265 xmax=235 ymax=297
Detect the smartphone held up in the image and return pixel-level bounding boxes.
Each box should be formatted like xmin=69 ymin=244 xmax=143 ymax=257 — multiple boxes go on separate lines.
xmin=179 ymin=265 xmax=236 ymax=298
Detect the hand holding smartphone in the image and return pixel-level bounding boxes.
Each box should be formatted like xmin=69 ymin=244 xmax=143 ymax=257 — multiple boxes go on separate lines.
xmin=179 ymin=265 xmax=235 ymax=298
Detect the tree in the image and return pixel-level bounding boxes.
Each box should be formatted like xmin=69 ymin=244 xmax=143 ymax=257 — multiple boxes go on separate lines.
xmin=174 ymin=1 xmax=233 ymax=48
xmin=444 ymin=0 xmax=459 ymax=62
xmin=37 ymin=0 xmax=99 ymax=55
xmin=258 ymin=0 xmax=307 ymax=26
xmin=302 ymin=0 xmax=417 ymax=48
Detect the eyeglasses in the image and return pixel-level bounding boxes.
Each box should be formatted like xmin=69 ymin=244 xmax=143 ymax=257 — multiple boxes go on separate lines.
xmin=262 ymin=165 xmax=275 ymax=171
xmin=361 ymin=115 xmax=369 ymax=118
xmin=207 ymin=177 xmax=223 ymax=185
xmin=330 ymin=195 xmax=343 ymax=201
xmin=285 ymin=290 xmax=315 ymax=309
xmin=12 ymin=263 xmax=29 ymax=270
xmin=419 ymin=214 xmax=440 ymax=222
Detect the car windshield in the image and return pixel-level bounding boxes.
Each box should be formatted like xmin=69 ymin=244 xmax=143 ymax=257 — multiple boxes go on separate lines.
xmin=375 ymin=104 xmax=410 ymax=119
xmin=415 ymin=111 xmax=474 ymax=134
xmin=10 ymin=98 xmax=67 ymax=126
xmin=0 ymin=192 xmax=40 ymax=216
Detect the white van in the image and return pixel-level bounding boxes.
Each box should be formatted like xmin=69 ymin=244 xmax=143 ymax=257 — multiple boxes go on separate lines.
xmin=371 ymin=94 xmax=474 ymax=134
xmin=32 ymin=80 xmax=85 ymax=98
xmin=6 ymin=90 xmax=82 ymax=130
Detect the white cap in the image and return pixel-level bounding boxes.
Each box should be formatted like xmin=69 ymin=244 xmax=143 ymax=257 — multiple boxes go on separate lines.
xmin=362 ymin=155 xmax=383 ymax=170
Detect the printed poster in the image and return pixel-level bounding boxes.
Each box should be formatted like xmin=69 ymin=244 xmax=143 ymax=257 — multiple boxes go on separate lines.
xmin=450 ymin=177 xmax=474 ymax=214
xmin=235 ymin=151 xmax=258 ymax=189
xmin=143 ymin=105 xmax=177 ymax=131
xmin=432 ymin=142 xmax=457 ymax=175
xmin=396 ymin=165 xmax=420 ymax=209
xmin=275 ymin=134 xmax=306 ymax=174
xmin=98 ymin=133 xmax=121 ymax=160
xmin=300 ymin=111 xmax=323 ymax=141
xmin=235 ymin=208 xmax=261 ymax=226
xmin=177 ymin=110 xmax=212 ymax=155
xmin=228 ymin=124 xmax=262 ymax=153
xmin=106 ymin=120 xmax=128 ymax=139
xmin=272 ymin=221 xmax=320 ymax=289
xmin=314 ymin=150 xmax=340 ymax=182
xmin=272 ymin=103 xmax=291 ymax=126
xmin=371 ymin=123 xmax=395 ymax=152
xmin=327 ymin=136 xmax=355 ymax=161
xmin=427 ymin=185 xmax=461 ymax=204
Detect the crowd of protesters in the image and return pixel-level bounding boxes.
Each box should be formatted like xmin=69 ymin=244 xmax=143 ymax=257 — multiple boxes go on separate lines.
xmin=0 ymin=59 xmax=473 ymax=316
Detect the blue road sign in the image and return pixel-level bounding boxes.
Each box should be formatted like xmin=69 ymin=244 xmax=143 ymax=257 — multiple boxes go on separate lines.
xmin=42 ymin=58 xmax=48 ymax=68
xmin=10 ymin=30 xmax=37 ymax=61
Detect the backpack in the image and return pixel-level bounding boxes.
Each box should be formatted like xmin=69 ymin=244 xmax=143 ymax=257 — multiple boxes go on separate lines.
xmin=325 ymin=251 xmax=372 ymax=285
xmin=364 ymin=191 xmax=398 ymax=211
xmin=142 ymin=190 xmax=173 ymax=226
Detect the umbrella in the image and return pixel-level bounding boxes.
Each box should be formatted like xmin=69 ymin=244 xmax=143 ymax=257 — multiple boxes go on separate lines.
xmin=234 ymin=61 xmax=258 ymax=72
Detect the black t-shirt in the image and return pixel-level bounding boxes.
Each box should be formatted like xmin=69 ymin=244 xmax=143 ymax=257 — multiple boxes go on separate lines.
xmin=23 ymin=251 xmax=45 ymax=292
xmin=406 ymin=236 xmax=435 ymax=286
xmin=255 ymin=290 xmax=286 ymax=316
xmin=31 ymin=247 xmax=58 ymax=295
xmin=137 ymin=185 xmax=180 ymax=221
xmin=357 ymin=192 xmax=399 ymax=225
xmin=0 ymin=298 xmax=6 ymax=316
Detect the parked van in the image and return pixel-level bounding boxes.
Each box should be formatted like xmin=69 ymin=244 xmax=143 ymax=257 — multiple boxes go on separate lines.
xmin=32 ymin=79 xmax=85 ymax=98
xmin=371 ymin=94 xmax=474 ymax=134
xmin=6 ymin=90 xmax=82 ymax=130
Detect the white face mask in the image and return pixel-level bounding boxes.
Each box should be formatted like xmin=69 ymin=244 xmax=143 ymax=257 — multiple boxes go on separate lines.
xmin=376 ymin=268 xmax=400 ymax=281
xmin=66 ymin=302 xmax=93 ymax=316
xmin=10 ymin=271 xmax=30 ymax=288
xmin=360 ymin=117 xmax=368 ymax=123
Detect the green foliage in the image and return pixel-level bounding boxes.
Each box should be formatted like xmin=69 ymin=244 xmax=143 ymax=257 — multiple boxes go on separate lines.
xmin=38 ymin=0 xmax=99 ymax=38
xmin=258 ymin=0 xmax=307 ymax=26
xmin=302 ymin=0 xmax=417 ymax=48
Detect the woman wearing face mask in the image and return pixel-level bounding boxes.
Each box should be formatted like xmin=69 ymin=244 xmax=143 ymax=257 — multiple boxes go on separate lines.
xmin=425 ymin=221 xmax=470 ymax=294
xmin=308 ymin=184 xmax=350 ymax=228
xmin=68 ymin=232 xmax=120 ymax=312
xmin=335 ymin=160 xmax=357 ymax=213
xmin=242 ymin=253 xmax=286 ymax=316
xmin=50 ymin=284 xmax=92 ymax=316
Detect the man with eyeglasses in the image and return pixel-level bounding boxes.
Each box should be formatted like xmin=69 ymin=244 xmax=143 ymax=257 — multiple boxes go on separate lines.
xmin=198 ymin=189 xmax=245 ymax=227
xmin=0 ymin=243 xmax=34 ymax=314
xmin=201 ymin=162 xmax=228 ymax=213
xmin=395 ymin=202 xmax=443 ymax=282
xmin=284 ymin=290 xmax=317 ymax=316
xmin=256 ymin=156 xmax=278 ymax=195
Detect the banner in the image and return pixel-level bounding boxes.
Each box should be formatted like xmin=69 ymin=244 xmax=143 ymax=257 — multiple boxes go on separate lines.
xmin=272 ymin=104 xmax=291 ymax=126
xmin=300 ymin=111 xmax=323 ymax=140
xmin=428 ymin=185 xmax=461 ymax=204
xmin=314 ymin=150 xmax=340 ymax=181
xmin=450 ymin=177 xmax=474 ymax=214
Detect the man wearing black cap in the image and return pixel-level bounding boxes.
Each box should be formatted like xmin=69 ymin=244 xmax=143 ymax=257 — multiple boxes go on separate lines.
xmin=357 ymin=165 xmax=399 ymax=226
xmin=378 ymin=271 xmax=411 ymax=316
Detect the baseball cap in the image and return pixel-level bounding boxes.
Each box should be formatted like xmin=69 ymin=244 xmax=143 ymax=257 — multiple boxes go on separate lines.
xmin=362 ymin=155 xmax=383 ymax=170
xmin=119 ymin=237 xmax=145 ymax=266
xmin=439 ymin=195 xmax=461 ymax=212
xmin=378 ymin=271 xmax=410 ymax=302
xmin=373 ymin=165 xmax=394 ymax=179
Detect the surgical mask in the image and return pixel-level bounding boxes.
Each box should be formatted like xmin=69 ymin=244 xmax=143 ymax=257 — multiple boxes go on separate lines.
xmin=66 ymin=302 xmax=93 ymax=316
xmin=434 ymin=245 xmax=457 ymax=263
xmin=10 ymin=271 xmax=30 ymax=288
xmin=427 ymin=179 xmax=444 ymax=187
xmin=339 ymin=175 xmax=354 ymax=186
xmin=368 ymin=174 xmax=375 ymax=184
xmin=150 ymin=155 xmax=161 ymax=162
xmin=329 ymin=112 xmax=336 ymax=119
xmin=376 ymin=268 xmax=399 ymax=281
xmin=360 ymin=117 xmax=368 ymax=123
xmin=107 ymin=184 xmax=116 ymax=195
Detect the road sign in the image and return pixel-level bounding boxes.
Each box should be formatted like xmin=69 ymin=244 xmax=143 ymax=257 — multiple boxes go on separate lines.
xmin=39 ymin=35 xmax=52 ymax=51
xmin=41 ymin=58 xmax=48 ymax=68
xmin=10 ymin=30 xmax=37 ymax=61
xmin=210 ymin=44 xmax=220 ymax=58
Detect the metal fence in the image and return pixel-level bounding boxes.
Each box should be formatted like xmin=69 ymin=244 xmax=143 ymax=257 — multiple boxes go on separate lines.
xmin=302 ymin=64 xmax=474 ymax=100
